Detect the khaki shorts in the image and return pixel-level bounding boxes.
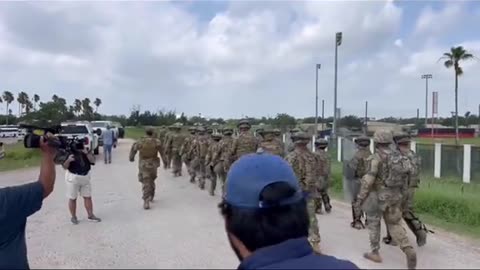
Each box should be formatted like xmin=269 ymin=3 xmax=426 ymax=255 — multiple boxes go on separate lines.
xmin=65 ymin=171 xmax=92 ymax=199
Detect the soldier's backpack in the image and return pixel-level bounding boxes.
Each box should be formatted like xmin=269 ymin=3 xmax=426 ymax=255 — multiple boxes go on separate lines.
xmin=384 ymin=150 xmax=411 ymax=188
xmin=198 ymin=137 xmax=209 ymax=158
xmin=139 ymin=138 xmax=158 ymax=159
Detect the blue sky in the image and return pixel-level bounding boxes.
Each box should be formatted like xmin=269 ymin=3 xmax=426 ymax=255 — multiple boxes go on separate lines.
xmin=0 ymin=1 xmax=479 ymax=119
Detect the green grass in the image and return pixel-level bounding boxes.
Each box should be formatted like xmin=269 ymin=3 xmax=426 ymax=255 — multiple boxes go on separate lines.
xmin=415 ymin=137 xmax=480 ymax=146
xmin=125 ymin=127 xmax=146 ymax=140
xmin=329 ymin=162 xmax=480 ymax=239
xmin=0 ymin=142 xmax=42 ymax=172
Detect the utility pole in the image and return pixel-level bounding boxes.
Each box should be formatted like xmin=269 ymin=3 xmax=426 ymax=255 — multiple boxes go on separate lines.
xmin=332 ymin=32 xmax=342 ymax=138
xmin=421 ymin=74 xmax=432 ymax=126
xmin=364 ymin=101 xmax=368 ymax=135
xmin=416 ymin=108 xmax=420 ymax=126
xmin=322 ymin=99 xmax=325 ymax=131
xmin=315 ymin=64 xmax=321 ymax=136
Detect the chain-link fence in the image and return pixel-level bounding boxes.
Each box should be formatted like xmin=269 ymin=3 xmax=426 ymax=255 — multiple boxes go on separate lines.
xmin=416 ymin=144 xmax=435 ymax=178
xmin=441 ymin=145 xmax=464 ymax=180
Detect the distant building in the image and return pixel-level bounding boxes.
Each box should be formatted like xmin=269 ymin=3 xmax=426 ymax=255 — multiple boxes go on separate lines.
xmin=366 ymin=121 xmax=405 ymax=135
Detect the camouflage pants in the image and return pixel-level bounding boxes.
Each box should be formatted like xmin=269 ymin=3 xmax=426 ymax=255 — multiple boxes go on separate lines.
xmin=191 ymin=158 xmax=206 ymax=187
xmin=208 ymin=163 xmax=217 ymax=193
xmin=160 ymin=150 xmax=169 ymax=169
xmin=214 ymin=161 xmax=227 ymax=195
xmin=171 ymin=151 xmax=182 ymax=175
xmin=314 ymin=189 xmax=331 ymax=212
xmin=366 ymin=197 xmax=412 ymax=253
xmin=182 ymin=155 xmax=191 ymax=172
xmin=307 ymin=198 xmax=321 ymax=246
xmin=138 ymin=168 xmax=157 ymax=201
xmin=389 ymin=187 xmax=426 ymax=241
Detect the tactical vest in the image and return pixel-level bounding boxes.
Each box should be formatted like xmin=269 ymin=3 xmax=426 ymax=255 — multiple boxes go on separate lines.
xmin=384 ymin=150 xmax=411 ymax=189
xmin=139 ymin=138 xmax=159 ymax=159
xmin=260 ymin=140 xmax=284 ymax=156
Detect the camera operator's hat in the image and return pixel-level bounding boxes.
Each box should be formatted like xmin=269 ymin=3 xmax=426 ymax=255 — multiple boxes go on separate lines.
xmin=225 ymin=153 xmax=304 ymax=208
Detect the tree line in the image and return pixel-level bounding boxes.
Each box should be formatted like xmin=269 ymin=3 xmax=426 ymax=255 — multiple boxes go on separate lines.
xmin=0 ymin=91 xmax=103 ymax=125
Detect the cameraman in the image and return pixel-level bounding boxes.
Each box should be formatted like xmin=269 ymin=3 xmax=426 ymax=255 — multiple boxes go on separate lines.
xmin=62 ymin=140 xmax=101 ymax=225
xmin=0 ymin=134 xmax=57 ymax=269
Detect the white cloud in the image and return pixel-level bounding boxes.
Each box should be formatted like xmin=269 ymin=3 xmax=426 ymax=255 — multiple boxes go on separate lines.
xmin=0 ymin=1 xmax=478 ymax=119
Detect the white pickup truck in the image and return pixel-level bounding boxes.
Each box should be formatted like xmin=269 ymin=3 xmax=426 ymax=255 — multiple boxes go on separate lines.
xmin=60 ymin=122 xmax=100 ymax=155
xmin=91 ymin=121 xmax=118 ymax=147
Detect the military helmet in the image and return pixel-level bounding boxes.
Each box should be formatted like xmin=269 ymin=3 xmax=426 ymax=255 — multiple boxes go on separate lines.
xmin=314 ymin=137 xmax=328 ymax=146
xmin=206 ymin=127 xmax=214 ymax=134
xmin=292 ymin=131 xmax=310 ymax=144
xmin=273 ymin=128 xmax=281 ymax=136
xmin=238 ymin=119 xmax=251 ymax=129
xmin=373 ymin=130 xmax=393 ymax=144
xmin=256 ymin=128 xmax=264 ymax=134
xmin=145 ymin=127 xmax=155 ymax=134
xmin=212 ymin=134 xmax=222 ymax=141
xmin=355 ymin=136 xmax=371 ymax=146
xmin=196 ymin=126 xmax=206 ymax=132
xmin=394 ymin=132 xmax=411 ymax=144
xmin=223 ymin=128 xmax=233 ymax=135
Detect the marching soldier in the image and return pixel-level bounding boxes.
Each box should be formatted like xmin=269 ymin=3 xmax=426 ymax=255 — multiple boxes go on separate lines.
xmin=157 ymin=126 xmax=169 ymax=169
xmin=164 ymin=123 xmax=185 ymax=177
xmin=353 ymin=130 xmax=417 ymax=269
xmin=225 ymin=119 xmax=259 ymax=172
xmin=180 ymin=127 xmax=197 ymax=178
xmin=313 ymin=138 xmax=332 ymax=214
xmin=189 ymin=127 xmax=210 ymax=189
xmin=212 ymin=128 xmax=234 ymax=195
xmin=129 ymin=128 xmax=162 ymax=210
xmin=347 ymin=136 xmax=372 ymax=229
xmin=205 ymin=134 xmax=223 ymax=196
xmin=285 ymin=132 xmax=321 ymax=253
xmin=258 ymin=127 xmax=285 ymax=157
xmin=383 ymin=133 xmax=429 ymax=247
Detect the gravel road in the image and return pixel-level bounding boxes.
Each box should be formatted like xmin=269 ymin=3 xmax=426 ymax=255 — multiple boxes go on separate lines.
xmin=1 ymin=139 xmax=480 ymax=269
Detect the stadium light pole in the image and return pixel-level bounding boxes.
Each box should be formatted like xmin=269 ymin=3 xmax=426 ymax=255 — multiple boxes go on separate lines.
xmin=421 ymin=74 xmax=432 ymax=126
xmin=315 ymin=64 xmax=321 ymax=136
xmin=332 ymin=32 xmax=342 ymax=139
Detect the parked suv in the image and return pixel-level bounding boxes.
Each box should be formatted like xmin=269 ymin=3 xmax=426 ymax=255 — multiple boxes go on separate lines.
xmin=60 ymin=122 xmax=100 ymax=155
xmin=91 ymin=121 xmax=119 ymax=147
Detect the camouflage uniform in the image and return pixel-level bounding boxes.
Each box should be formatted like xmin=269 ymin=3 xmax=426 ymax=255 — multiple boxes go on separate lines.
xmin=313 ymin=138 xmax=332 ymax=214
xmin=259 ymin=128 xmax=285 ymax=157
xmin=213 ymin=128 xmax=234 ymax=195
xmin=285 ymin=132 xmax=321 ymax=253
xmin=348 ymin=136 xmax=372 ymax=229
xmin=157 ymin=127 xmax=169 ymax=169
xmin=129 ymin=129 xmax=162 ymax=209
xmin=180 ymin=127 xmax=196 ymax=177
xmin=225 ymin=119 xmax=259 ymax=172
xmin=205 ymin=134 xmax=223 ymax=196
xmin=163 ymin=127 xmax=175 ymax=169
xmin=384 ymin=134 xmax=428 ymax=247
xmin=286 ymin=127 xmax=300 ymax=153
xmin=353 ymin=130 xmax=417 ymax=269
xmin=164 ymin=123 xmax=185 ymax=177
xmin=189 ymin=127 xmax=210 ymax=189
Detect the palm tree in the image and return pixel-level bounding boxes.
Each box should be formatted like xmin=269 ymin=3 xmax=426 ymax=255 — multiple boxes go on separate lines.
xmin=440 ymin=46 xmax=475 ymax=144
xmin=94 ymin=98 xmax=102 ymax=113
xmin=33 ymin=94 xmax=40 ymax=111
xmin=2 ymin=91 xmax=14 ymax=124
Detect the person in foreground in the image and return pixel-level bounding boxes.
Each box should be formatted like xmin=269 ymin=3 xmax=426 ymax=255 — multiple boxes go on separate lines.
xmin=0 ymin=134 xmax=57 ymax=269
xmin=219 ymin=152 xmax=358 ymax=269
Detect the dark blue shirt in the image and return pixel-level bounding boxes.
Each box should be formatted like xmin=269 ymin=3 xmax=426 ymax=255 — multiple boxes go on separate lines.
xmin=0 ymin=182 xmax=44 ymax=269
xmin=238 ymin=237 xmax=358 ymax=269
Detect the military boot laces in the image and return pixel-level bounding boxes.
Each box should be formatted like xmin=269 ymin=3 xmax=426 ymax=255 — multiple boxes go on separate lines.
xmin=403 ymin=247 xmax=417 ymax=270
xmin=363 ymin=251 xmax=383 ymax=263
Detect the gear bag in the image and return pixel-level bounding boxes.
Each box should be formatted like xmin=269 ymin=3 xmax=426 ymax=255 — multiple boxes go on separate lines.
xmin=139 ymin=138 xmax=159 ymax=159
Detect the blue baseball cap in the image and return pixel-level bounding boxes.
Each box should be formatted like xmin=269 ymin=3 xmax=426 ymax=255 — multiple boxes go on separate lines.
xmin=225 ymin=152 xmax=304 ymax=208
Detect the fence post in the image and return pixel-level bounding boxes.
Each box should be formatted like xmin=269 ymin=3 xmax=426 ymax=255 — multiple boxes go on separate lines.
xmin=312 ymin=135 xmax=316 ymax=152
xmin=463 ymin=144 xmax=471 ymax=183
xmin=370 ymin=138 xmax=374 ymax=153
xmin=282 ymin=133 xmax=286 ymax=143
xmin=410 ymin=141 xmax=416 ymax=153
xmin=337 ymin=137 xmax=342 ymax=162
xmin=434 ymin=143 xmax=441 ymax=178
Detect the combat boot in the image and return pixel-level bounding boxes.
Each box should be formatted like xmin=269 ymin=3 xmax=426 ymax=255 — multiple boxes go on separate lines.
xmin=199 ymin=179 xmax=205 ymax=190
xmin=143 ymin=200 xmax=150 ymax=210
xmin=322 ymin=195 xmax=332 ymax=213
xmin=209 ymin=189 xmax=215 ymax=196
xmin=190 ymin=176 xmax=195 ymax=183
xmin=350 ymin=220 xmax=365 ymax=230
xmin=403 ymin=246 xmax=417 ymax=269
xmin=382 ymin=235 xmax=398 ymax=246
xmin=363 ymin=251 xmax=383 ymax=263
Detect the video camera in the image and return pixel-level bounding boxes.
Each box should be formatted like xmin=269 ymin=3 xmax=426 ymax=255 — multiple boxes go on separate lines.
xmin=19 ymin=122 xmax=87 ymax=165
